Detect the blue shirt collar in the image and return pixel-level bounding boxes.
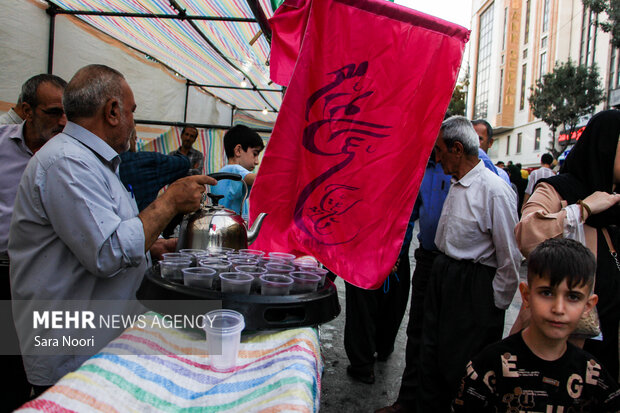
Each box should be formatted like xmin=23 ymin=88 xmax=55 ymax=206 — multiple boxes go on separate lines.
xmin=62 ymin=122 xmax=120 ymax=168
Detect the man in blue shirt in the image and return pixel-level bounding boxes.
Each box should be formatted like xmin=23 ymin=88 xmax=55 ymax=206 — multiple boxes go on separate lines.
xmin=119 ymin=130 xmax=191 ymax=211
xmin=472 ymin=119 xmax=511 ymax=185
xmin=9 ymin=65 xmax=216 ymax=391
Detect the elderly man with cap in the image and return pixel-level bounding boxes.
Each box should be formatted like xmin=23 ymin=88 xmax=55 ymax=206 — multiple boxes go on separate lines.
xmin=8 ymin=64 xmax=216 ymax=394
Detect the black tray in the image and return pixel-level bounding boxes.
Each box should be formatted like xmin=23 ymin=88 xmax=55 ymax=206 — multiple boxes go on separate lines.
xmin=136 ymin=265 xmax=341 ymax=330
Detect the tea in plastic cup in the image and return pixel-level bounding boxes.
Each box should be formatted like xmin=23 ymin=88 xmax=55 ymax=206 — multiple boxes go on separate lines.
xmin=219 ymin=272 xmax=253 ymax=294
xmin=260 ymin=274 xmax=294 ymax=296
xmin=203 ymin=309 xmax=245 ymax=371
xmin=182 ymin=267 xmax=217 ymax=289
xmin=267 ymin=252 xmax=296 ymax=263
xmin=160 ymin=259 xmax=191 ymax=282
xmin=234 ymin=265 xmax=267 ymax=291
xmin=264 ymin=263 xmax=295 ymax=275
xmin=238 ymin=249 xmax=265 ymax=259
xmin=306 ymin=267 xmax=329 ymax=287
xmin=289 ymin=271 xmax=321 ymax=293
xmin=179 ymin=249 xmax=207 ymax=266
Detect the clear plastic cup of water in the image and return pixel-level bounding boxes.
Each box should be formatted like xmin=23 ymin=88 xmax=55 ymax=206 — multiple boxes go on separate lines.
xmin=260 ymin=274 xmax=294 ymax=296
xmin=160 ymin=259 xmax=191 ymax=282
xmin=203 ymin=309 xmax=245 ymax=371
xmin=238 ymin=249 xmax=266 ymax=259
xmin=219 ymin=272 xmax=253 ymax=294
xmin=182 ymin=267 xmax=217 ymax=289
xmin=179 ymin=249 xmax=207 ymax=266
xmin=306 ymin=267 xmax=329 ymax=287
xmin=234 ymin=265 xmax=267 ymax=291
xmin=267 ymin=252 xmax=296 ymax=263
xmin=264 ymin=263 xmax=295 ymax=275
xmin=289 ymin=271 xmax=321 ymax=293
xmin=198 ymin=260 xmax=232 ymax=290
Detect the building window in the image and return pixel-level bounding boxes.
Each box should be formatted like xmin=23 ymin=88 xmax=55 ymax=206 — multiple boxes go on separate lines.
xmin=502 ymin=7 xmax=508 ymax=50
xmin=506 ymin=135 xmax=511 ymax=156
xmin=580 ymin=7 xmax=596 ymax=66
xmin=539 ymin=52 xmax=547 ymax=80
xmin=542 ymin=0 xmax=550 ymax=33
xmin=519 ymin=64 xmax=528 ymax=110
xmin=524 ymin=0 xmax=531 ymax=44
xmin=609 ymin=46 xmax=618 ymax=91
xmin=498 ymin=69 xmax=504 ymax=112
xmin=523 ymin=49 xmax=528 ymax=59
xmin=473 ymin=3 xmax=495 ymax=119
xmin=534 ymin=128 xmax=541 ymax=150
xmin=517 ymin=132 xmax=522 ymax=153
xmin=541 ymin=36 xmax=548 ymax=49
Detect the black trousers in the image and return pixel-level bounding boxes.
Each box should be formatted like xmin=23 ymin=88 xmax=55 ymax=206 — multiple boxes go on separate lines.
xmin=344 ymin=252 xmax=411 ymax=375
xmin=396 ymin=247 xmax=439 ymax=410
xmin=416 ymin=254 xmax=505 ymax=412
xmin=0 ymin=264 xmax=32 ymax=411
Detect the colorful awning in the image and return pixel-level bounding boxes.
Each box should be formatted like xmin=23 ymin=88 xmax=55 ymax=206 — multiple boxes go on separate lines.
xmin=49 ymin=0 xmax=281 ymax=123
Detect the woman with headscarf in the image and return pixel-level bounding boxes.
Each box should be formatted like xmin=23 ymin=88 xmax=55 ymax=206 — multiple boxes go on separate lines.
xmin=507 ymin=164 xmax=528 ymax=214
xmin=514 ymin=109 xmax=620 ymax=378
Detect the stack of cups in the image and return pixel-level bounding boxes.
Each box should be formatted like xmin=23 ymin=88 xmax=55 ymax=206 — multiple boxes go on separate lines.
xmin=203 ymin=310 xmax=245 ymax=371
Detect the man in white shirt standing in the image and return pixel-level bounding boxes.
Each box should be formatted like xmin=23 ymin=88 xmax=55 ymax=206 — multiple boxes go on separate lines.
xmin=416 ymin=116 xmax=521 ymax=412
xmin=522 ymin=152 xmax=556 ymax=205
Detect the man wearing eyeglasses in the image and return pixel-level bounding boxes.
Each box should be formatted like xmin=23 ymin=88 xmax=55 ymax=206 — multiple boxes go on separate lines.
xmin=0 ymin=73 xmax=67 ymax=409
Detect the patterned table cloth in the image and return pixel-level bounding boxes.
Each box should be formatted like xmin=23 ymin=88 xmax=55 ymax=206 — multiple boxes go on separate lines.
xmin=18 ymin=313 xmax=322 ymax=412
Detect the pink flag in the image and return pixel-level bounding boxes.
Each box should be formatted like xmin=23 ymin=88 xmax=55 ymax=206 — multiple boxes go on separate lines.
xmin=250 ymin=0 xmax=469 ymax=289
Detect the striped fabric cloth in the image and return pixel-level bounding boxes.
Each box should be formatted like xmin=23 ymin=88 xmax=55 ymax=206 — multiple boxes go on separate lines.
xmin=18 ymin=313 xmax=321 ymax=412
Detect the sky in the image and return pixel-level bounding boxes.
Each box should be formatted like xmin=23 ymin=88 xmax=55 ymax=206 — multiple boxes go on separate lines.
xmin=393 ymin=0 xmax=473 ymax=29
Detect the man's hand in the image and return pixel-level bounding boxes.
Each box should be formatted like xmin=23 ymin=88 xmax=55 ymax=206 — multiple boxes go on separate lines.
xmin=150 ymin=238 xmax=177 ymax=261
xmin=139 ymin=175 xmax=216 ymax=251
xmin=161 ymin=175 xmax=217 ymax=214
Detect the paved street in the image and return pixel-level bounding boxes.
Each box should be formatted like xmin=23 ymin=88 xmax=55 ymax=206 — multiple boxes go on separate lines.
xmin=319 ymin=235 xmax=527 ymax=412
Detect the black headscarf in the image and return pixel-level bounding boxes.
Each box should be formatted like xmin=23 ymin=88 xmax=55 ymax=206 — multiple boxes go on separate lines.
xmin=538 ymin=109 xmax=620 ymax=228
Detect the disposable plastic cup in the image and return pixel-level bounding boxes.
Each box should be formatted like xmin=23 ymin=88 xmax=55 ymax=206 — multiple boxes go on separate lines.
xmin=267 ymin=252 xmax=296 ymax=263
xmin=234 ymin=265 xmax=267 ymax=291
xmin=162 ymin=252 xmax=192 ymax=261
xmin=203 ymin=309 xmax=245 ymax=371
xmin=264 ymin=263 xmax=295 ymax=275
xmin=219 ymin=272 xmax=253 ymax=295
xmin=259 ymin=256 xmax=287 ymax=266
xmin=293 ymin=258 xmax=319 ymax=270
xmin=182 ymin=267 xmax=217 ymax=289
xmin=238 ymin=249 xmax=265 ymax=259
xmin=260 ymin=274 xmax=294 ymax=296
xmin=160 ymin=259 xmax=191 ymax=282
xmin=198 ymin=261 xmax=232 ymax=290
xmin=306 ymin=267 xmax=329 ymax=287
xmin=230 ymin=257 xmax=259 ymax=267
xmin=179 ymin=249 xmax=207 ymax=266
xmin=226 ymin=252 xmax=242 ymax=260
xmin=289 ymin=271 xmax=321 ymax=293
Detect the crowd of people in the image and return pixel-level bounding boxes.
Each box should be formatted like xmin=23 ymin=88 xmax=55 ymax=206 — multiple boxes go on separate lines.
xmin=0 ymin=64 xmax=618 ymax=412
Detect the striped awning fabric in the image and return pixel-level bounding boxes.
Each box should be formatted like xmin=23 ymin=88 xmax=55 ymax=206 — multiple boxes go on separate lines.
xmin=49 ymin=0 xmax=282 ymax=123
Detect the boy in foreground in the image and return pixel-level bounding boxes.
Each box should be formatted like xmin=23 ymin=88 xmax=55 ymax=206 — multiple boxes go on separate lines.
xmin=210 ymin=125 xmax=264 ymax=215
xmin=452 ymin=238 xmax=620 ymax=412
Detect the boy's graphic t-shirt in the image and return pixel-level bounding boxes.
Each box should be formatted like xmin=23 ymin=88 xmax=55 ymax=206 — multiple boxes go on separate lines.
xmin=210 ymin=164 xmax=250 ymax=216
xmin=452 ymin=332 xmax=620 ymax=412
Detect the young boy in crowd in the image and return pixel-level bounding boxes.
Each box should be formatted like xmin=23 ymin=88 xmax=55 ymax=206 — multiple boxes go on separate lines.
xmin=452 ymin=238 xmax=620 ymax=412
xmin=210 ymin=125 xmax=265 ymax=215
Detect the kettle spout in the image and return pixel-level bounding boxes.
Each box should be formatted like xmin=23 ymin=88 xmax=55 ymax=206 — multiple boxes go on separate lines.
xmin=247 ymin=213 xmax=268 ymax=245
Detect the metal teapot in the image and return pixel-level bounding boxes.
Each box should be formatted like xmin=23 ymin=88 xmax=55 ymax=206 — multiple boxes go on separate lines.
xmin=176 ymin=172 xmax=267 ymax=251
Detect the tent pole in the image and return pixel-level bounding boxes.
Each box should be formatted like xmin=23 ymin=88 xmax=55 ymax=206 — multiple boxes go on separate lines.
xmin=183 ymin=80 xmax=190 ymax=122
xmin=46 ymin=5 xmax=58 ymax=74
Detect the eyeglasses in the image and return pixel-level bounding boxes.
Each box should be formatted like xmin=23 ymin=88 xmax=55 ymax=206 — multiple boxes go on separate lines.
xmin=38 ymin=107 xmax=65 ymax=117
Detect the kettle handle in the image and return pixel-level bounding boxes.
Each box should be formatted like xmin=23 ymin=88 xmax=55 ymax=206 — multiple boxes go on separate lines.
xmin=206 ymin=172 xmax=249 ymax=213
xmin=208 ymin=172 xmax=242 ymax=181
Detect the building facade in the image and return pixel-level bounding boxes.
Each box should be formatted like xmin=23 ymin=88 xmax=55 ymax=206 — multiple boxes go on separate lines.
xmin=467 ymin=0 xmax=619 ymax=167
